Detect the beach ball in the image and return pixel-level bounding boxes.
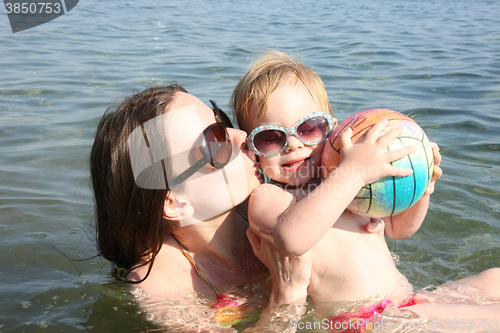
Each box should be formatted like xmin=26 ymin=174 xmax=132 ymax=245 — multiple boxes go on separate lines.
xmin=322 ymin=109 xmax=434 ymax=218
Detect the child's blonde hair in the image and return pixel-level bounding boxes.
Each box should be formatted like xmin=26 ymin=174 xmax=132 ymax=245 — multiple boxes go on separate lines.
xmin=231 ymin=50 xmax=332 ymax=132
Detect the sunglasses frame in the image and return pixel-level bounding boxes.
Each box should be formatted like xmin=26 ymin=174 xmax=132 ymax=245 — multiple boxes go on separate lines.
xmin=169 ymin=101 xmax=234 ymax=186
xmin=247 ymin=111 xmax=335 ymax=157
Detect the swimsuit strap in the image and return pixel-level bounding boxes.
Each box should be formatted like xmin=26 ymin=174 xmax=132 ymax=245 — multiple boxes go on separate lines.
xmin=235 ymin=208 xmax=249 ymax=222
xmin=172 ymin=235 xmax=221 ymax=296
xmin=172 ymin=210 xmax=250 ymax=296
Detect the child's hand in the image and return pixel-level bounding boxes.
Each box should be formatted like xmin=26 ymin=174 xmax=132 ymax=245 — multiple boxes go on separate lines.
xmin=338 ymin=119 xmax=416 ymax=185
xmin=383 ymin=143 xmax=442 ymax=239
xmin=425 ymin=142 xmax=442 ymax=195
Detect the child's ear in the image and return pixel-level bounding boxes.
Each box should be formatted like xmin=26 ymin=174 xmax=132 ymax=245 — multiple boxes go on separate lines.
xmin=163 ymin=193 xmax=194 ymax=221
xmin=332 ymin=117 xmax=338 ymax=129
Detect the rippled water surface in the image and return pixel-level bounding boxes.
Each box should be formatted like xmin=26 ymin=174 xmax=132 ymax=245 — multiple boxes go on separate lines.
xmin=1 ymin=0 xmax=499 ymax=331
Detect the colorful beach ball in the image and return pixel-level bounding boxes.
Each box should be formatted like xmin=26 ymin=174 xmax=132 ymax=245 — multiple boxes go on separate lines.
xmin=322 ymin=109 xmax=434 ymax=218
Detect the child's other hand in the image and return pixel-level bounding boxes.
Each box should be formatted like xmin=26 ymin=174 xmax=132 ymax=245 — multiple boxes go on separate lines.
xmin=338 ymin=119 xmax=415 ymax=185
xmin=425 ymin=142 xmax=442 ymax=195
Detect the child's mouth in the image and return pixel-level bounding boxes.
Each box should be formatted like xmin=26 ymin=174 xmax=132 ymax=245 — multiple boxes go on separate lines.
xmin=282 ymin=157 xmax=309 ymax=172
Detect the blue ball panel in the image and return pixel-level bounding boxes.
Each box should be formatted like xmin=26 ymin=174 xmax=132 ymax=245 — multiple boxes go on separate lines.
xmin=348 ymin=120 xmax=434 ymax=217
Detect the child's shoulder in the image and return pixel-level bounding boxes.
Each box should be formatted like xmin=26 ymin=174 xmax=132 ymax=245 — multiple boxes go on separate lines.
xmin=249 ymin=183 xmax=297 ymax=219
xmin=251 ymin=183 xmax=295 ymax=200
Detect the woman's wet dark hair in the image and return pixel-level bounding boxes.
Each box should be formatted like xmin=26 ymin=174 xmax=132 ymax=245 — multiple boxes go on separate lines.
xmin=90 ymin=84 xmax=187 ymax=282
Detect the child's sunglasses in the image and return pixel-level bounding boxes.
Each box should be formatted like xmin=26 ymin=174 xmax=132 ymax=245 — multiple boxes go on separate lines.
xmin=247 ymin=111 xmax=335 ymax=157
xmin=170 ymin=100 xmax=234 ymax=186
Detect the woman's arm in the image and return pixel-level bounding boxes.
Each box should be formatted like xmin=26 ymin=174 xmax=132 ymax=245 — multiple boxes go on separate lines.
xmin=244 ymin=228 xmax=311 ymax=332
xmin=246 ymin=228 xmax=311 ymax=305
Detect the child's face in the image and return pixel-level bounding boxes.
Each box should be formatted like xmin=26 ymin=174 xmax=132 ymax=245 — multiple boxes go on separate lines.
xmin=247 ymin=80 xmax=333 ymax=186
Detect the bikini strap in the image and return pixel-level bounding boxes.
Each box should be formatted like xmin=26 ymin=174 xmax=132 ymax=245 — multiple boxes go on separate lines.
xmin=172 ymin=235 xmax=221 ymax=296
xmin=235 ymin=208 xmax=249 ymax=222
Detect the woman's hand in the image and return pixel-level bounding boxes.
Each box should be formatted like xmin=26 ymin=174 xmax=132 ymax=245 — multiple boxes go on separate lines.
xmin=246 ymin=228 xmax=311 ymax=305
xmin=365 ymin=218 xmax=385 ymax=234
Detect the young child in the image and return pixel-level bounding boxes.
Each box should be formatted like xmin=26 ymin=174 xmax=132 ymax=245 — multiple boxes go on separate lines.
xmin=231 ymin=51 xmax=500 ymax=326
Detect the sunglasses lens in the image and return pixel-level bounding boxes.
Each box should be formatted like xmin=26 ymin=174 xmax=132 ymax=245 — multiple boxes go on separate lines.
xmin=205 ymin=124 xmax=232 ymax=167
xmin=253 ymin=130 xmax=287 ymax=156
xmin=297 ymin=116 xmax=330 ymax=144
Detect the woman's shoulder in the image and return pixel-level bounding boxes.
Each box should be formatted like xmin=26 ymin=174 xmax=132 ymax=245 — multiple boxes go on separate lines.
xmin=128 ymin=240 xmax=196 ymax=299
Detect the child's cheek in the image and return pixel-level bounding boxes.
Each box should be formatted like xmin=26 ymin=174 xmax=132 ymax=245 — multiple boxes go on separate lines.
xmin=310 ymin=143 xmax=324 ymax=165
xmin=259 ymin=156 xmax=281 ymax=180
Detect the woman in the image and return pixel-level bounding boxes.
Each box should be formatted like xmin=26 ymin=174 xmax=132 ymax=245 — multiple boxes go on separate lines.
xmin=90 ymin=85 xmax=310 ymax=331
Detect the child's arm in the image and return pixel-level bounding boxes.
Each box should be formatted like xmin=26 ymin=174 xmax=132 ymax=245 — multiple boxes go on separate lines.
xmin=249 ymin=119 xmax=416 ymax=256
xmin=384 ymin=142 xmax=442 ymax=239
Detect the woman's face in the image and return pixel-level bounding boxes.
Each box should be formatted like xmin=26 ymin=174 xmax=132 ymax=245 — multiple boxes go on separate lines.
xmin=162 ymin=92 xmax=260 ymax=225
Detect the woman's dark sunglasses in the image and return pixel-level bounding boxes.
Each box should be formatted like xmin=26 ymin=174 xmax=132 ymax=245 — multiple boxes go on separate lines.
xmin=170 ymin=101 xmax=234 ymax=186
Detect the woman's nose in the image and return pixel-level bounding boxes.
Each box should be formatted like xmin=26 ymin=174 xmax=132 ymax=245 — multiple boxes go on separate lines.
xmin=228 ymin=128 xmax=257 ymax=162
xmin=227 ymin=128 xmax=247 ymax=149
xmin=284 ymin=135 xmax=304 ymax=153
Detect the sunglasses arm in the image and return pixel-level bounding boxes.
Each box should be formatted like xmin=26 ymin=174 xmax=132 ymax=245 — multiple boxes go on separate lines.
xmin=169 ymin=157 xmax=208 ymax=187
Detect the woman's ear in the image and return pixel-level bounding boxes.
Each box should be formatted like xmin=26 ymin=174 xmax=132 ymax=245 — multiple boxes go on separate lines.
xmin=163 ymin=193 xmax=194 ymax=221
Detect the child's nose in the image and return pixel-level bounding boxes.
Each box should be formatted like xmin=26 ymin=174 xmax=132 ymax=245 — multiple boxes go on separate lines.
xmin=284 ymin=135 xmax=304 ymax=153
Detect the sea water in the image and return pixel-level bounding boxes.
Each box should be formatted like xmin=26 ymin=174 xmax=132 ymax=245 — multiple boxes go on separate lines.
xmin=1 ymin=0 xmax=499 ymax=331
